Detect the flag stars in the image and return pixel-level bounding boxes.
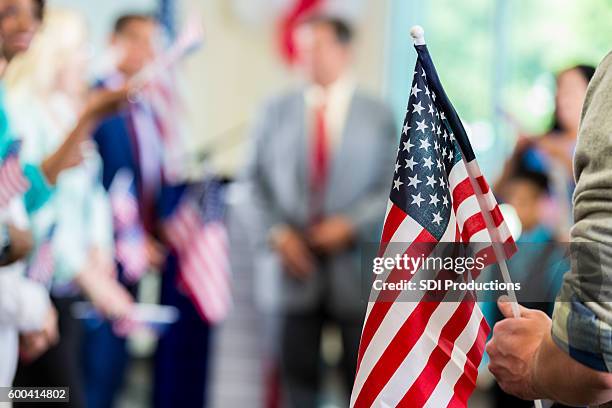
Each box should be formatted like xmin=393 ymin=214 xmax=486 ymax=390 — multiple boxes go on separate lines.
xmin=448 ymin=150 xmax=454 ymax=161
xmin=425 ymin=85 xmax=430 ymax=97
xmin=394 ymin=161 xmax=401 ymax=173
xmin=434 ymin=141 xmax=440 ymax=151
xmin=403 ymin=124 xmax=411 ymax=135
xmin=415 ymin=120 xmax=428 ymax=134
xmin=393 ymin=177 xmax=403 ymax=191
xmin=428 ymin=104 xmax=435 ymax=115
xmin=439 ymin=177 xmax=446 ymax=188
xmin=419 ymin=138 xmax=431 ymax=151
xmin=443 ymin=195 xmax=449 ymax=207
xmin=407 ymin=174 xmax=422 ymax=189
xmin=402 ymin=140 xmax=414 ymax=152
xmin=404 ymin=156 xmax=417 ymax=171
xmin=436 ymin=158 xmax=443 ymax=170
xmin=432 ymin=211 xmax=443 ymax=225
xmin=411 ymin=192 xmax=425 ymax=207
xmin=412 ymin=101 xmax=425 ymax=115
xmin=429 ymin=194 xmax=440 ymax=206
xmin=426 ymin=174 xmax=436 ymax=188
xmin=423 ymin=156 xmax=434 ymax=170
xmin=411 ymin=84 xmax=422 ymax=97
xmin=440 ymin=112 xmax=446 ymax=120
xmin=432 ymin=92 xmax=436 ymax=101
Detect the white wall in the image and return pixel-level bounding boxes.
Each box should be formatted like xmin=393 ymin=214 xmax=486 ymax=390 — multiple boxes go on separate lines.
xmin=49 ymin=0 xmax=157 ymax=53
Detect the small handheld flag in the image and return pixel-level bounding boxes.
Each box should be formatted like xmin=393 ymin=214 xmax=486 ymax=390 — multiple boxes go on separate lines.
xmin=109 ymin=170 xmax=149 ymax=283
xmin=350 ymin=26 xmax=519 ymax=408
xmin=0 ymin=140 xmax=30 ymax=208
xmin=162 ymin=179 xmax=232 ymax=324
xmin=26 ymin=225 xmax=56 ymax=287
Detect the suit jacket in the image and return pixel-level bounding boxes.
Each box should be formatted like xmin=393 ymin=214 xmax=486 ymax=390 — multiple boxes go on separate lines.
xmin=246 ymin=88 xmax=397 ymax=319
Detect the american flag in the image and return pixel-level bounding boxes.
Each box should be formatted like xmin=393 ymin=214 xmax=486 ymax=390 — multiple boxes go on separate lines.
xmin=350 ymin=40 xmax=517 ymax=407
xmin=163 ymin=180 xmax=232 ymax=324
xmin=26 ymin=225 xmax=56 ymax=287
xmin=0 ymin=140 xmax=30 ymax=208
xmin=130 ymin=16 xmax=204 ymax=183
xmin=110 ymin=170 xmax=149 ymax=283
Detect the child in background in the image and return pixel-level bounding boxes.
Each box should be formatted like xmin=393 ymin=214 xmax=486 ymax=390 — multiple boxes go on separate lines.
xmin=484 ymin=170 xmax=570 ymax=408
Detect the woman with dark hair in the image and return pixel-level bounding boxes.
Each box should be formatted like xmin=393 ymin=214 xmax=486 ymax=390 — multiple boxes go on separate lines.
xmin=539 ymin=65 xmax=596 ymax=171
xmin=488 ymin=64 xmax=596 ymax=408
xmin=495 ymin=64 xmax=596 ymax=240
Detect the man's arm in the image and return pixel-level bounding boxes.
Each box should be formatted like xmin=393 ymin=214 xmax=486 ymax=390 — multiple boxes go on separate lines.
xmin=487 ymin=51 xmax=612 ymax=406
xmin=487 ymin=300 xmax=612 ymax=406
xmin=534 ymin=331 xmax=612 ymax=405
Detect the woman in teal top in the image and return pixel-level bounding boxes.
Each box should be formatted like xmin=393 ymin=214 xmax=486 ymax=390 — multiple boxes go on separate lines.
xmin=0 ymin=85 xmax=52 ymax=213
xmin=3 ymin=6 xmax=134 ymax=308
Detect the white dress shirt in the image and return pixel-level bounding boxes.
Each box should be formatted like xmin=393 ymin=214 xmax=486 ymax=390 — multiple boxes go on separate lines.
xmin=304 ymin=74 xmax=356 ymax=152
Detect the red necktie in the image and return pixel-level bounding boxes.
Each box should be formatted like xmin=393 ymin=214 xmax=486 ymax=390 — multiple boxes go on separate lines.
xmin=310 ymin=104 xmax=328 ymax=222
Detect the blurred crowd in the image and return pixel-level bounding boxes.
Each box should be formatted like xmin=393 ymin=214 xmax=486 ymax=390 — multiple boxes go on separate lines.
xmin=0 ymin=0 xmax=601 ymax=408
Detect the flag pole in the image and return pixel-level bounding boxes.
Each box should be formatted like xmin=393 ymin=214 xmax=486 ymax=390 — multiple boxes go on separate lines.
xmin=409 ymin=24 xmax=521 ymax=318
xmin=409 ymin=25 xmax=543 ymax=408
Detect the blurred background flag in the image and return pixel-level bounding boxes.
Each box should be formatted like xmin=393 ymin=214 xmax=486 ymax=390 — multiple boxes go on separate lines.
xmin=26 ymin=224 xmax=56 ymax=287
xmin=162 ymin=179 xmax=232 ymax=324
xmin=110 ymin=169 xmax=149 ymax=283
xmin=0 ymin=140 xmax=30 ymax=208
xmin=350 ymin=27 xmax=517 ymax=408
xmin=129 ymin=17 xmax=205 ymax=182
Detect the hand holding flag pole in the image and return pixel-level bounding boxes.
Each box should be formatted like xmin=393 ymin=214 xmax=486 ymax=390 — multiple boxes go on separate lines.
xmin=409 ymin=25 xmax=543 ymax=408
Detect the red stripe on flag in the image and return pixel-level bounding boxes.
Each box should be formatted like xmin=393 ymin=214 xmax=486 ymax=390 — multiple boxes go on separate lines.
xmin=451 ymin=178 xmax=474 ymax=212
xmin=475 ymin=175 xmax=489 ymax=194
xmin=446 ymin=318 xmax=490 ymax=408
xmin=353 ymin=301 xmax=440 ymax=408
xmin=378 ymin=204 xmax=407 ymax=256
xmin=460 ymin=213 xmax=486 ymax=243
xmin=356 ymin=228 xmax=437 ymax=370
xmin=489 ymin=205 xmax=504 ymax=228
xmin=396 ymin=301 xmax=476 ymax=406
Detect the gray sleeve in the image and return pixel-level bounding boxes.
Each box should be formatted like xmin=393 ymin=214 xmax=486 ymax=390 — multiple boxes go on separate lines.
xmin=343 ymin=102 xmax=398 ymax=241
xmin=551 ymin=51 xmax=612 ymax=372
xmin=241 ymin=98 xmax=286 ymax=247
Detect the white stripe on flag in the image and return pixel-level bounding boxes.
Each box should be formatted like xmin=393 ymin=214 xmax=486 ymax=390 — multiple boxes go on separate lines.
xmin=371 ymin=301 xmax=462 ymax=407
xmin=423 ymin=306 xmax=485 ymax=408
xmin=351 ymin=301 xmax=420 ymax=404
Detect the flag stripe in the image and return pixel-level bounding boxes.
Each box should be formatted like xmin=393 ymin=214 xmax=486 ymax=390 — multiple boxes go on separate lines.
xmin=355 ymin=266 xmax=470 ymax=407
xmin=396 ymin=301 xmax=476 ymax=407
xmin=423 ymin=308 xmax=488 ymax=408
xmin=446 ymin=318 xmax=490 ymax=408
xmin=357 ymin=227 xmax=437 ymax=368
xmin=163 ymin=185 xmax=232 ymax=324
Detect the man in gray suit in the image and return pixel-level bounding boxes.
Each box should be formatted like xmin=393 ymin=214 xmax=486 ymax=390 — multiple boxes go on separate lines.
xmin=245 ymin=15 xmax=397 ymax=407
